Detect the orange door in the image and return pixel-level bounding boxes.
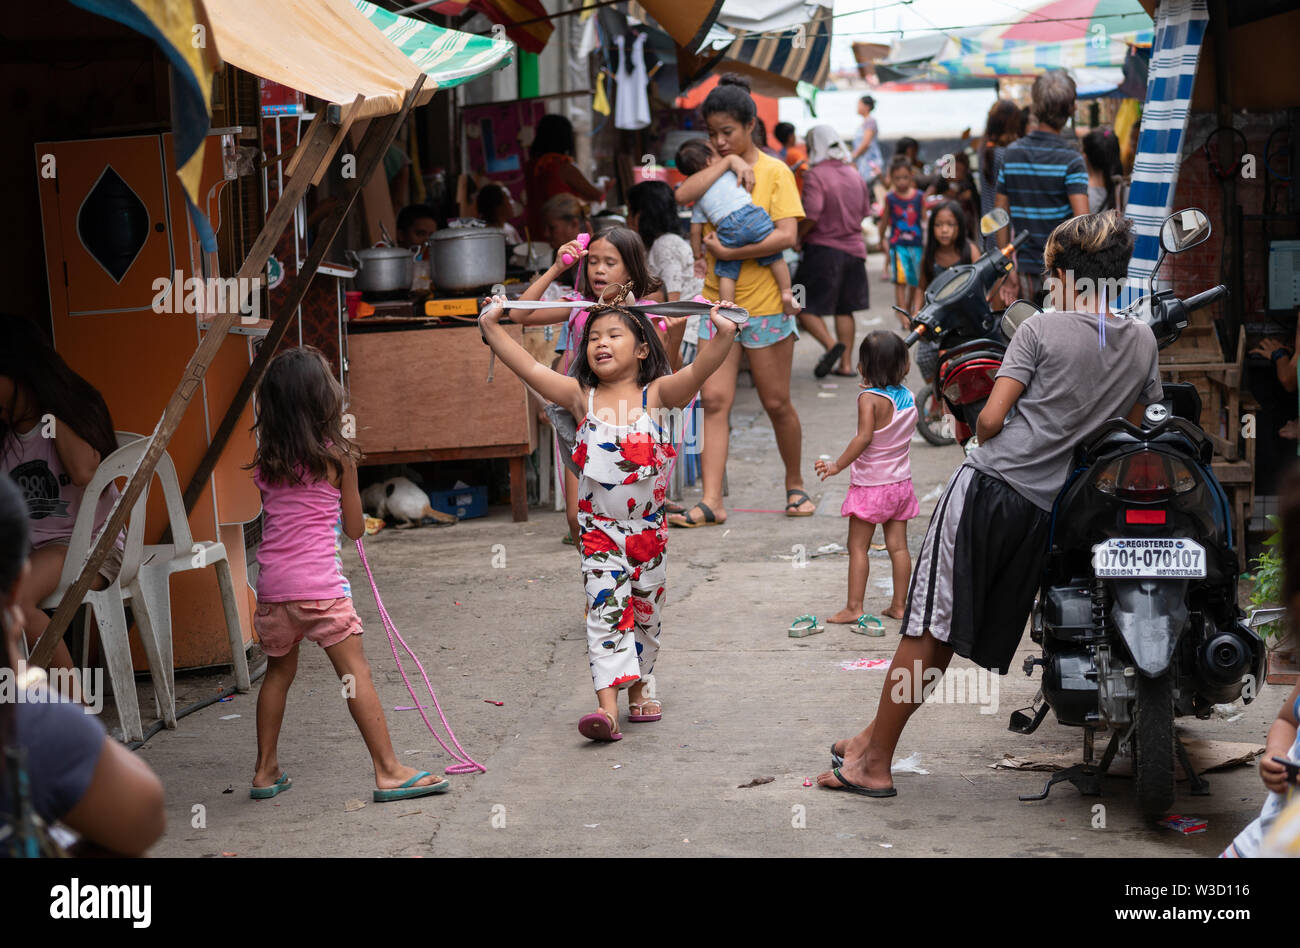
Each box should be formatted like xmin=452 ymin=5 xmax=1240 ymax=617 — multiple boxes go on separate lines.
xmin=37 ymin=135 xmax=175 ymax=316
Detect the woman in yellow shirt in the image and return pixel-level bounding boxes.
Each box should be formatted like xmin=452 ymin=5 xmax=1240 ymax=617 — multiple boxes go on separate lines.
xmin=669 ymin=74 xmax=816 ymax=526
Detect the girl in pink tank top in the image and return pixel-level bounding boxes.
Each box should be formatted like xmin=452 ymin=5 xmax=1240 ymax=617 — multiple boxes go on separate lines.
xmin=246 ymin=346 xmax=449 ymax=804
xmin=814 ymin=331 xmax=920 ymax=630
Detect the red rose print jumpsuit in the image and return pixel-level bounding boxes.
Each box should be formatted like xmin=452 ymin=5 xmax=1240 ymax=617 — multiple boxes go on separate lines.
xmin=574 ymin=386 xmax=675 ymax=691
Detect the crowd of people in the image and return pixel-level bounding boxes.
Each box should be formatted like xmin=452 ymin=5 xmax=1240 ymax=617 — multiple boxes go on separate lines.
xmin=5 ymin=68 xmax=1298 ymax=860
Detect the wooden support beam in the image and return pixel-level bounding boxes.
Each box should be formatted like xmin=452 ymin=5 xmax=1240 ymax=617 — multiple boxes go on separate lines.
xmin=179 ymin=79 xmax=426 ymax=518
xmin=27 ymin=101 xmax=356 ymax=670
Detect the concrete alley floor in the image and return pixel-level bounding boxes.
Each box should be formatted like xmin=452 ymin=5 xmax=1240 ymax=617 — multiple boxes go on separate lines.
xmin=140 ymin=255 xmax=1275 ymax=858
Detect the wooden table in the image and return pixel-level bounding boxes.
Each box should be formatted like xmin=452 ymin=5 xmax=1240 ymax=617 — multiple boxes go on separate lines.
xmin=345 ymin=322 xmax=535 ymax=521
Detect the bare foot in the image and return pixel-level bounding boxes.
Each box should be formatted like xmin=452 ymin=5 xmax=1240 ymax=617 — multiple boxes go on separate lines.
xmin=376 ymin=764 xmax=446 ymax=791
xmin=827 ymin=608 xmax=865 ymax=624
xmin=881 ymin=605 xmax=906 ymax=620
xmin=832 ymin=724 xmax=875 ymax=761
xmin=252 ymin=765 xmax=283 ymax=788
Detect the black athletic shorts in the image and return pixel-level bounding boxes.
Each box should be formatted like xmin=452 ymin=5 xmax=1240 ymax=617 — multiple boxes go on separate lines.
xmin=900 ymin=464 xmax=1051 ymax=673
xmin=798 ymin=243 xmax=870 ymax=316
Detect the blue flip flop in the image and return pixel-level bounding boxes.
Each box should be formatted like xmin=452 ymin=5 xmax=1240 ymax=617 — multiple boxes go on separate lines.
xmin=250 ymin=773 xmax=292 ymax=799
xmin=373 ymin=771 xmax=451 ymax=802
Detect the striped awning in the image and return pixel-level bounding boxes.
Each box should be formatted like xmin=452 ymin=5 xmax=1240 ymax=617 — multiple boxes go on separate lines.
xmin=681 ymin=2 xmax=832 ymax=96
xmin=353 ymin=0 xmax=514 ymax=88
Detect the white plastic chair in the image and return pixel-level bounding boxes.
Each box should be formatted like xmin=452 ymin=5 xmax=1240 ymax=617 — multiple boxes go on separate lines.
xmin=37 ymin=433 xmax=152 ymax=742
xmin=126 ymin=441 xmax=251 ymax=729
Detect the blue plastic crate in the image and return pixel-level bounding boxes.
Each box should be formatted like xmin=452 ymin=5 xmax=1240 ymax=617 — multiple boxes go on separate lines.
xmin=428 ymin=485 xmax=488 ymax=520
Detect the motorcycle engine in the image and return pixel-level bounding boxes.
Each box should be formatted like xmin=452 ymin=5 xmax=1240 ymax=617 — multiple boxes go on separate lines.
xmin=1096 ymin=644 xmax=1137 ymax=727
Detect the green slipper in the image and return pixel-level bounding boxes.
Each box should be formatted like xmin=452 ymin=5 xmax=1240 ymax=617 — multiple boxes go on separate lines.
xmin=373 ymin=771 xmax=451 ymax=803
xmin=850 ymin=614 xmax=886 ymax=636
xmin=250 ymin=773 xmax=292 ymax=799
xmin=789 ymin=614 xmax=825 ymax=637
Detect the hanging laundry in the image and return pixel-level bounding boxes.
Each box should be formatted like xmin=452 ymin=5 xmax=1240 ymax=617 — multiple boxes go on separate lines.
xmin=613 ymin=32 xmax=651 ymax=131
xmin=592 ymin=70 xmax=611 ymax=116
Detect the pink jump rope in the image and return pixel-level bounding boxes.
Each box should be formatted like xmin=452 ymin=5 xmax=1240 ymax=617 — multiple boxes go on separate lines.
xmin=355 ymin=538 xmax=486 ymax=775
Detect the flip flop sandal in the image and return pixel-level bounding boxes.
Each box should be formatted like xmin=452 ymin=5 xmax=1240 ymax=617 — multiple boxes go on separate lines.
xmin=814 ymin=342 xmax=846 ymax=378
xmin=825 ymin=766 xmax=897 ymax=798
xmin=850 ymin=614 xmax=886 ymax=636
xmin=669 ymin=502 xmax=724 ymax=528
xmin=785 ymin=489 xmax=816 ymax=517
xmin=250 ymin=772 xmax=292 ymax=799
xmin=578 ymin=710 xmax=622 ymax=742
xmin=373 ymin=771 xmax=451 ymax=802
xmin=830 ymin=744 xmax=845 ymax=768
xmin=664 ymin=501 xmax=688 ymax=516
xmin=788 ymin=614 xmax=825 ymax=638
xmin=831 ymin=369 xmax=858 ymax=377
xmin=628 ymin=699 xmax=662 ymax=723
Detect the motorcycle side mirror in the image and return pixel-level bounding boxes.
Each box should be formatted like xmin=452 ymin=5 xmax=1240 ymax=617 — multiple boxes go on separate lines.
xmin=1000 ymin=299 xmax=1041 ymax=339
xmin=980 ymin=208 xmax=1010 ymax=236
xmin=1159 ymin=208 xmax=1211 ymax=254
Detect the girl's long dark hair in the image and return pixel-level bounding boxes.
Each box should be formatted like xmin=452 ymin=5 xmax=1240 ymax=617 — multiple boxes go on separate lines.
xmin=921 ymin=201 xmax=973 ymax=285
xmin=1082 ymin=127 xmax=1124 ymax=211
xmin=569 ymin=308 xmax=672 ymax=390
xmin=626 ymin=181 xmax=682 ymax=248
xmin=981 ymin=98 xmax=1024 ymax=187
xmin=248 ymin=346 xmax=360 ymax=486
xmin=0 ymin=314 xmax=116 ymax=466
xmin=581 ymin=227 xmax=663 ymax=301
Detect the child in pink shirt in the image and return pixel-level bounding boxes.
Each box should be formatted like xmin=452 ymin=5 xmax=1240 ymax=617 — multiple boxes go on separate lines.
xmin=247 ymin=346 xmax=448 ymax=803
xmin=814 ymin=331 xmax=919 ymax=629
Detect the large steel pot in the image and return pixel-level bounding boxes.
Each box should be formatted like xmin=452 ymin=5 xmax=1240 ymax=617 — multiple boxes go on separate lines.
xmin=346 ymin=245 xmax=419 ymax=294
xmin=430 ymin=227 xmax=506 ymax=292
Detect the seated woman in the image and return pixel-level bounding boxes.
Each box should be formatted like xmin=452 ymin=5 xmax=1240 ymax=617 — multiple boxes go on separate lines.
xmin=0 ymin=472 xmax=166 ymax=856
xmin=0 ymin=315 xmax=123 ymax=674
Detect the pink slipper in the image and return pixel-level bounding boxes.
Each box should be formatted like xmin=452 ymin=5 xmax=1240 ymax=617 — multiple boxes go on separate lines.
xmin=578 ymin=710 xmax=622 ymax=741
xmin=628 ymin=699 xmax=662 ymax=723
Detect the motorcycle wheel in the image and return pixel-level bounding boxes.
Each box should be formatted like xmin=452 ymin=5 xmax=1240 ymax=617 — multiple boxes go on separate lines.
xmin=1133 ymin=673 xmax=1176 ymax=820
xmin=915 ymin=384 xmax=956 ymax=446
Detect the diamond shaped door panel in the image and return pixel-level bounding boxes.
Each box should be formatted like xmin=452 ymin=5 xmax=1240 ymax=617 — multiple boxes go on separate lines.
xmin=37 ymin=136 xmax=174 ymax=315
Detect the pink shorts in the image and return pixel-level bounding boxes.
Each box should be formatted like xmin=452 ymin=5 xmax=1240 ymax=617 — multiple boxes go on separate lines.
xmin=842 ymin=479 xmax=919 ymax=524
xmin=254 ymin=598 xmax=362 ymax=657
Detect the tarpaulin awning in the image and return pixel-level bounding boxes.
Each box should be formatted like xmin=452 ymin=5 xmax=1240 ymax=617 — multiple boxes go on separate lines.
xmin=623 ymin=0 xmax=726 ymax=51
xmin=206 ymin=0 xmax=513 ymax=120
xmin=353 ymin=0 xmax=514 ymax=89
xmin=471 ymin=0 xmax=553 ymax=54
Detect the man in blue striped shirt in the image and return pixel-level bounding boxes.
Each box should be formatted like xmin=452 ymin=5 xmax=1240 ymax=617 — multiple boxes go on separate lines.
xmin=995 ymin=70 xmax=1090 ymax=305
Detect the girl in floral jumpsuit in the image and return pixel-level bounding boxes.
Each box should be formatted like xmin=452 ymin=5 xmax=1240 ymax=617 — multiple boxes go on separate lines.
xmin=478 ymin=283 xmax=739 ymax=742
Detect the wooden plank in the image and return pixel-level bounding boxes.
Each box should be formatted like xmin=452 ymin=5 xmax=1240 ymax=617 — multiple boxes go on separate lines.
xmin=361 ymin=446 xmax=532 ymax=465
xmin=179 ymin=84 xmax=425 ymax=517
xmin=27 ymin=106 xmax=349 ymax=670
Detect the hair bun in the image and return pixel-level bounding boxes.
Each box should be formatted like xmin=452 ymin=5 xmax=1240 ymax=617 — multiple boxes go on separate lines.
xmin=717 ymin=73 xmax=752 ymax=92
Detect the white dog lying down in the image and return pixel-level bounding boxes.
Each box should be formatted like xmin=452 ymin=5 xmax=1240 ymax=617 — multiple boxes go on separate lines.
xmin=362 ymin=476 xmax=457 ymax=528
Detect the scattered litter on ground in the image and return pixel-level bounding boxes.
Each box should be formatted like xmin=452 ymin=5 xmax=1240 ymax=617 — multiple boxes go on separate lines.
xmin=777 ymin=542 xmax=847 ymax=562
xmin=817 ymin=392 xmax=836 ymax=398
xmin=397 ymin=811 xmax=421 ymax=818
xmin=222 ymin=785 xmax=233 ymax=794
xmin=722 ymin=529 xmax=731 ymax=538
xmin=218 ymin=696 xmax=233 ymax=702
xmin=612 ymin=764 xmax=622 ymax=770
xmin=395 ymin=705 xmax=429 ymax=711
xmin=344 ymin=799 xmax=367 ymax=812
xmin=921 ymin=485 xmax=944 ymax=502
xmin=959 ymin=773 xmax=976 ymax=786
xmin=803 ymin=778 xmax=813 ymax=787
xmin=737 ymin=776 xmax=775 ymax=788
xmin=820 ymin=382 xmax=839 ymax=389
xmin=891 ymin=752 xmax=930 ymax=775
xmin=990 ymin=740 xmax=1262 ymax=777
xmin=483 ymin=699 xmax=505 ymax=706
xmin=1213 ymin=702 xmax=1244 ymax=722
xmin=840 ymin=658 xmax=892 ymax=671
xmin=880 ymin=843 xmax=893 ymax=848
xmin=221 ymin=851 xmax=237 ymax=857
xmin=584 ymin=824 xmax=599 ymax=828
xmin=870 ymin=543 xmax=886 ymax=551
xmin=1159 ymin=814 xmax=1208 ymax=835
xmin=219 ymin=714 xmax=240 ymax=721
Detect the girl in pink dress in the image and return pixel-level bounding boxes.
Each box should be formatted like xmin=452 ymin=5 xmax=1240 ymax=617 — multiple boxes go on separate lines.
xmin=815 ymin=332 xmax=919 ymax=631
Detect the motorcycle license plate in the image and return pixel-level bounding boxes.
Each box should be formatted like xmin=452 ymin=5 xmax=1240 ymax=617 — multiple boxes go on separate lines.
xmin=1092 ymin=538 xmax=1207 ymax=578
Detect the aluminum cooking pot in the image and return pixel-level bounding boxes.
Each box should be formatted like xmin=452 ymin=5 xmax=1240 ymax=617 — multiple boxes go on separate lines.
xmin=430 ymin=227 xmax=506 ymax=292
xmin=346 ymin=245 xmax=419 ymax=294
